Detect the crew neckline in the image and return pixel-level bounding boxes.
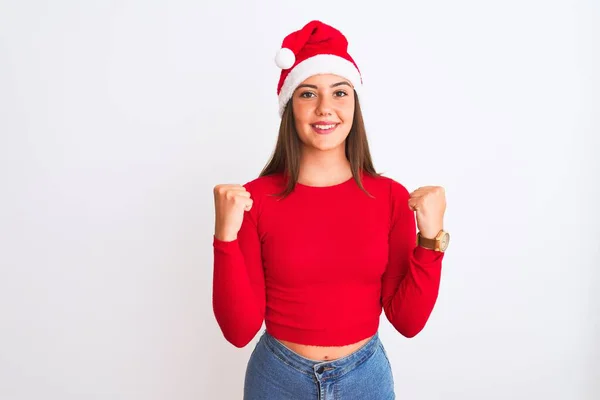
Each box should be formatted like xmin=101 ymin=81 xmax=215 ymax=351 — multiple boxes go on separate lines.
xmin=295 ymin=175 xmax=355 ymax=189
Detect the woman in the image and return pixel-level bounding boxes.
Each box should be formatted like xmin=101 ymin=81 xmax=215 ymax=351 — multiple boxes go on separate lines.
xmin=212 ymin=20 xmax=449 ymax=399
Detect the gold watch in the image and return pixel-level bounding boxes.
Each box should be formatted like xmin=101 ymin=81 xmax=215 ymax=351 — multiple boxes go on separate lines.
xmin=417 ymin=230 xmax=450 ymax=252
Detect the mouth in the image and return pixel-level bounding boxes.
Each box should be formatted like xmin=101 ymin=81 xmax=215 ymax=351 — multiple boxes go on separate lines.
xmin=310 ymin=123 xmax=339 ymax=135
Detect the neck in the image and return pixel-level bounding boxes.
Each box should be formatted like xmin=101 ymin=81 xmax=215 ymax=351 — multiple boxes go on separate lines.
xmin=297 ymin=145 xmax=352 ymax=186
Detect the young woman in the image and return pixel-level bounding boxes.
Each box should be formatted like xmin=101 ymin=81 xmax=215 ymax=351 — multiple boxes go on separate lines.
xmin=212 ymin=20 xmax=449 ymax=399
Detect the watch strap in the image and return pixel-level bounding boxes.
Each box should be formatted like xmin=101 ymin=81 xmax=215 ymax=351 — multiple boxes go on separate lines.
xmin=417 ymin=232 xmax=437 ymax=250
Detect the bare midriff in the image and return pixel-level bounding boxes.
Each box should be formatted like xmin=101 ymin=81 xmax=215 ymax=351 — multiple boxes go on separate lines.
xmin=276 ymin=335 xmax=374 ymax=361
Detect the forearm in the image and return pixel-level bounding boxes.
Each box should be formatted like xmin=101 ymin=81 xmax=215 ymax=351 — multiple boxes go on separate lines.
xmin=382 ymin=247 xmax=443 ymax=337
xmin=213 ymin=237 xmax=265 ymax=347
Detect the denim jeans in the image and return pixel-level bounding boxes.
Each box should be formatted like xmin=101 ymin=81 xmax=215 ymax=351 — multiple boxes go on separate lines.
xmin=244 ymin=329 xmax=395 ymax=399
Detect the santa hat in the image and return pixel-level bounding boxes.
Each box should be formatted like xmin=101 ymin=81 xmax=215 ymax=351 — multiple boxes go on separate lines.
xmin=274 ymin=20 xmax=362 ymax=116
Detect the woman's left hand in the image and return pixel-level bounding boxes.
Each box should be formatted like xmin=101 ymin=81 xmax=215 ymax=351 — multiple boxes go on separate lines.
xmin=408 ymin=186 xmax=446 ymax=239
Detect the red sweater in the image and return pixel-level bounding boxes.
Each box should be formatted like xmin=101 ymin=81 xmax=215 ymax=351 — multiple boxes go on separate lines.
xmin=212 ymin=171 xmax=444 ymax=348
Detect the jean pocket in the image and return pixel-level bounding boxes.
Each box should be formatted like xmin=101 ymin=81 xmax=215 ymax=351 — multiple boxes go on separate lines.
xmin=377 ymin=342 xmax=396 ymax=394
xmin=378 ymin=343 xmax=391 ymax=364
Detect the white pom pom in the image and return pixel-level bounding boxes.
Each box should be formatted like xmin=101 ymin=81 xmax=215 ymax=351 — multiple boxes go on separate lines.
xmin=275 ymin=48 xmax=295 ymax=69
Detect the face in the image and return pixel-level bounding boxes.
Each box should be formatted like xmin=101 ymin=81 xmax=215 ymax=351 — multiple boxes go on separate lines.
xmin=291 ymin=74 xmax=355 ymax=152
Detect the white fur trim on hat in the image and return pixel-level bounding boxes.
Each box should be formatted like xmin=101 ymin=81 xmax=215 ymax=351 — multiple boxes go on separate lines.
xmin=278 ymin=54 xmax=362 ymax=116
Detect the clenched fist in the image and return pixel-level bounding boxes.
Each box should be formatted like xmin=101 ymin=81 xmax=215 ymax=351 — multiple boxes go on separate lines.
xmin=213 ymin=184 xmax=253 ymax=242
xmin=408 ymin=185 xmax=446 ymax=239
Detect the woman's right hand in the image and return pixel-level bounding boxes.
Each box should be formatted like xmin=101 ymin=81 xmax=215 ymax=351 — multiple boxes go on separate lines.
xmin=213 ymin=184 xmax=253 ymax=242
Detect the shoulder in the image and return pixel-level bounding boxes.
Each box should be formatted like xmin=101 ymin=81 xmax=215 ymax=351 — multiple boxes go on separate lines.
xmin=242 ymin=172 xmax=286 ymax=197
xmin=364 ymin=173 xmax=410 ymax=200
xmin=238 ymin=173 xmax=285 ymax=222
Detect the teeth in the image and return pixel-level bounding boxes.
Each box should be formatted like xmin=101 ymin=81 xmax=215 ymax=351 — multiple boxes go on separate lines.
xmin=314 ymin=124 xmax=336 ymax=129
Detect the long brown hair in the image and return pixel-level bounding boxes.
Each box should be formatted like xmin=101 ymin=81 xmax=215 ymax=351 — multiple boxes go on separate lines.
xmin=259 ymin=91 xmax=383 ymax=199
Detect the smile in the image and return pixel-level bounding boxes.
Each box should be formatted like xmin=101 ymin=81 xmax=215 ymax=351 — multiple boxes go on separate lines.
xmin=311 ymin=123 xmax=339 ymax=135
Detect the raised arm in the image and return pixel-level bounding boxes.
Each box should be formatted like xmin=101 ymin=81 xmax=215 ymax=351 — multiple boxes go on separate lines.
xmin=380 ymin=181 xmax=445 ymax=338
xmin=212 ymin=184 xmax=265 ymax=347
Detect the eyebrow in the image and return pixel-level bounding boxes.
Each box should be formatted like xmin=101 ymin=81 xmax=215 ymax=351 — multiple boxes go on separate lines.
xmin=295 ymin=81 xmax=352 ymax=90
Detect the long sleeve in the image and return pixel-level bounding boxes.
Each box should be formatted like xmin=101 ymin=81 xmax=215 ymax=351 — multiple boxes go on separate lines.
xmin=381 ymin=180 xmax=445 ymax=338
xmin=212 ymin=185 xmax=265 ymax=348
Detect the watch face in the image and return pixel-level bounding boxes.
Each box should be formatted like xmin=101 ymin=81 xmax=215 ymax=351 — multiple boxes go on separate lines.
xmin=439 ymin=233 xmax=450 ymax=251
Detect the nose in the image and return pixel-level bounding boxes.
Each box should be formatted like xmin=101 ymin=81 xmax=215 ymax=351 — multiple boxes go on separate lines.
xmin=316 ymin=96 xmax=333 ymax=116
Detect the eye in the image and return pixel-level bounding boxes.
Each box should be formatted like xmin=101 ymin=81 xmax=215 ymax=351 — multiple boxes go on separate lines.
xmin=300 ymin=91 xmax=316 ymax=98
xmin=334 ymin=90 xmax=348 ymax=97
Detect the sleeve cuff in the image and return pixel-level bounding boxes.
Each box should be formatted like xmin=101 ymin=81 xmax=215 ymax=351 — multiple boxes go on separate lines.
xmin=413 ymin=245 xmax=445 ymax=264
xmin=213 ymin=234 xmax=240 ymax=250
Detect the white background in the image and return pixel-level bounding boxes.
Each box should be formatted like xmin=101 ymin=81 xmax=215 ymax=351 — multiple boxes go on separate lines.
xmin=0 ymin=1 xmax=598 ymax=399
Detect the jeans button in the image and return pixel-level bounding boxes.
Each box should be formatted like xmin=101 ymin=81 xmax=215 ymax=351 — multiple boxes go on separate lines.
xmin=316 ymin=366 xmax=324 ymax=374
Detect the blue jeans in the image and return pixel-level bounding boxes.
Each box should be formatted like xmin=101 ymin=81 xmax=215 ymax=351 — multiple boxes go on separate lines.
xmin=244 ymin=329 xmax=395 ymax=399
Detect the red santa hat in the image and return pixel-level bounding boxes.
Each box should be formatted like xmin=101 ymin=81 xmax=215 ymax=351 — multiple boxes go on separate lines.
xmin=274 ymin=20 xmax=363 ymax=116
